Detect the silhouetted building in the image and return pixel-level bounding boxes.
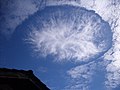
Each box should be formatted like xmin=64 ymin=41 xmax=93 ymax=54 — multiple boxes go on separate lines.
xmin=0 ymin=68 xmax=50 ymax=90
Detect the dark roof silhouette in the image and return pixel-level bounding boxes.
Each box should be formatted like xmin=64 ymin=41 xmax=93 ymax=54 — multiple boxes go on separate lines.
xmin=0 ymin=68 xmax=50 ymax=90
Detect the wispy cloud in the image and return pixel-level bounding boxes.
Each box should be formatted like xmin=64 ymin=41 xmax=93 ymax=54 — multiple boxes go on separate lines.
xmin=105 ymin=62 xmax=120 ymax=89
xmin=67 ymin=62 xmax=96 ymax=79
xmin=36 ymin=66 xmax=48 ymax=73
xmin=27 ymin=5 xmax=111 ymax=62
xmin=0 ymin=0 xmax=44 ymax=38
xmin=65 ymin=62 xmax=96 ymax=90
xmin=95 ymin=0 xmax=120 ymax=89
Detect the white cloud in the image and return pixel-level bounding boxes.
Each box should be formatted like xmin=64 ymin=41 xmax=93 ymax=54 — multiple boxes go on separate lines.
xmin=0 ymin=0 xmax=44 ymax=38
xmin=65 ymin=62 xmax=96 ymax=90
xmin=45 ymin=0 xmax=80 ymax=6
xmin=65 ymin=82 xmax=89 ymax=90
xmin=89 ymin=0 xmax=120 ymax=89
xmin=95 ymin=1 xmax=120 ymax=89
xmin=62 ymin=0 xmax=120 ymax=89
xmin=105 ymin=67 xmax=120 ymax=89
xmin=67 ymin=62 xmax=96 ymax=79
xmin=27 ymin=5 xmax=111 ymax=62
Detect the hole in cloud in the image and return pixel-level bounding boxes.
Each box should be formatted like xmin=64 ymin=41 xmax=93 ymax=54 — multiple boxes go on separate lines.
xmin=25 ymin=5 xmax=112 ymax=62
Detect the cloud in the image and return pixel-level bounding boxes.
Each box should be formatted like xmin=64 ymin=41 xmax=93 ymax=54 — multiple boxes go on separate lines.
xmin=0 ymin=0 xmax=44 ymax=38
xmin=97 ymin=1 xmax=120 ymax=89
xmin=37 ymin=66 xmax=48 ymax=73
xmin=61 ymin=0 xmax=120 ymax=89
xmin=65 ymin=62 xmax=96 ymax=90
xmin=65 ymin=81 xmax=89 ymax=90
xmin=27 ymin=5 xmax=112 ymax=62
xmin=67 ymin=62 xmax=96 ymax=79
xmin=105 ymin=62 xmax=120 ymax=89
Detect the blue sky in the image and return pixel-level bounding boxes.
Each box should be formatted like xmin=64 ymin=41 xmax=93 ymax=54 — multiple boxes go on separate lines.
xmin=0 ymin=0 xmax=120 ymax=90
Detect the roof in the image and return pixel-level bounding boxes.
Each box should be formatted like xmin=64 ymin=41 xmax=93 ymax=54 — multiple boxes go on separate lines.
xmin=0 ymin=68 xmax=50 ymax=90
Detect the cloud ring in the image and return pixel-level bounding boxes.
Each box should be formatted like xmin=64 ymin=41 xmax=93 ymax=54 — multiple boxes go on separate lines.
xmin=27 ymin=5 xmax=112 ymax=62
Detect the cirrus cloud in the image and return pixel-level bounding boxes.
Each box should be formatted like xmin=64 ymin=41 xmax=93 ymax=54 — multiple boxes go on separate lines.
xmin=27 ymin=5 xmax=112 ymax=62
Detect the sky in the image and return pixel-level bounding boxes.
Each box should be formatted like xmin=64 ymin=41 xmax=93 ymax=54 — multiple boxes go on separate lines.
xmin=0 ymin=0 xmax=120 ymax=90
